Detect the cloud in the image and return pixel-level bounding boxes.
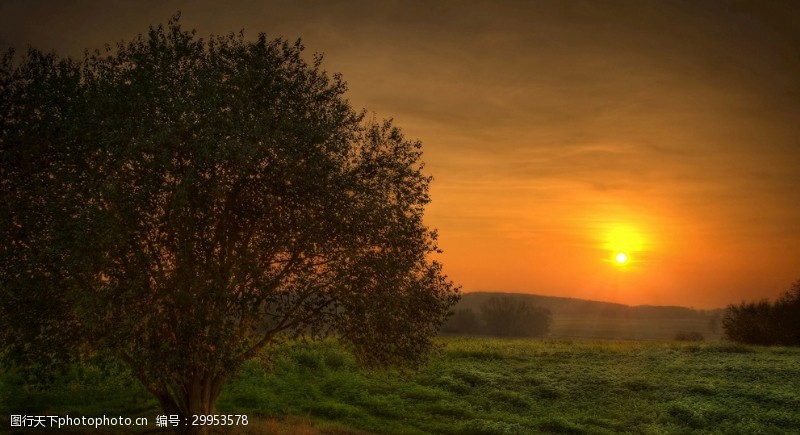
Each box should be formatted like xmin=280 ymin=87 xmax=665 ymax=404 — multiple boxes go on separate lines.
xmin=3 ymin=0 xmax=799 ymax=307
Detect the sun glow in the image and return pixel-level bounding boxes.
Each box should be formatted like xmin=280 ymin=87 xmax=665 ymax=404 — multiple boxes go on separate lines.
xmin=603 ymin=224 xmax=646 ymax=267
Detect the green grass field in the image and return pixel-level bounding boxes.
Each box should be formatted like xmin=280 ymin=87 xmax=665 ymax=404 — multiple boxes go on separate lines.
xmin=3 ymin=338 xmax=799 ymax=434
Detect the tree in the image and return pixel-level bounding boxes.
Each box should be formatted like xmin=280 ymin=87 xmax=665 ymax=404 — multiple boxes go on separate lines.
xmin=723 ymin=280 xmax=800 ymax=346
xmin=0 ymin=15 xmax=459 ymax=429
xmin=480 ymin=296 xmax=551 ymax=337
xmin=773 ymin=280 xmax=800 ymax=344
xmin=722 ymin=300 xmax=779 ymax=345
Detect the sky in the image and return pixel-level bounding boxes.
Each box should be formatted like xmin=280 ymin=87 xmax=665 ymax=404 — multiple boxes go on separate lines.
xmin=2 ymin=0 xmax=798 ymax=308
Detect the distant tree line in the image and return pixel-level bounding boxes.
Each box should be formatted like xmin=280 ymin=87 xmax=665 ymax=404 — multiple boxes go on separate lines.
xmin=441 ymin=296 xmax=552 ymax=337
xmin=723 ymin=280 xmax=800 ymax=346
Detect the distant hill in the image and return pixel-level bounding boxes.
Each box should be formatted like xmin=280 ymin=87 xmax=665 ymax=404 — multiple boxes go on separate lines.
xmin=448 ymin=292 xmax=725 ymax=341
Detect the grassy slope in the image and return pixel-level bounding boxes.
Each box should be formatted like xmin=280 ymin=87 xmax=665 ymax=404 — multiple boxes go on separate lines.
xmin=3 ymin=339 xmax=799 ymax=434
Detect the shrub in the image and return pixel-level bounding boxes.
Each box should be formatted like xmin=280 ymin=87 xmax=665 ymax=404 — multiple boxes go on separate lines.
xmin=723 ymin=280 xmax=800 ymax=346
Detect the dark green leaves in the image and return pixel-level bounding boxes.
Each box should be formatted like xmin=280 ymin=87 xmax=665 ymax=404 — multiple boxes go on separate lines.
xmin=1 ymin=14 xmax=459 ymax=413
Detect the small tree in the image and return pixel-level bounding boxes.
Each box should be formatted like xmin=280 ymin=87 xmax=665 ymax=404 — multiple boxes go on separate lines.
xmin=723 ymin=280 xmax=800 ymax=346
xmin=773 ymin=280 xmax=800 ymax=344
xmin=0 ymin=15 xmax=459 ymax=429
xmin=723 ymin=300 xmax=778 ymax=345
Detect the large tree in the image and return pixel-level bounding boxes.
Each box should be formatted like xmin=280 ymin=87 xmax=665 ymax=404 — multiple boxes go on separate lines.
xmin=0 ymin=15 xmax=459 ymax=428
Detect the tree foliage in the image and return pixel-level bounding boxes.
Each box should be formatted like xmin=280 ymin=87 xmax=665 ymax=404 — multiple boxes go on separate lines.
xmin=0 ymin=15 xmax=459 ymax=424
xmin=723 ymin=280 xmax=800 ymax=346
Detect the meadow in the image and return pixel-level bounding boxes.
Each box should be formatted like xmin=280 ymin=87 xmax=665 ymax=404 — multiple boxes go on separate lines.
xmin=2 ymin=338 xmax=799 ymax=434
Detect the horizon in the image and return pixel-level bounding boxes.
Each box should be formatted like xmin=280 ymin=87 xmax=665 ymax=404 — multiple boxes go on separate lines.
xmin=460 ymin=290 xmax=728 ymax=311
xmin=2 ymin=1 xmax=798 ymax=309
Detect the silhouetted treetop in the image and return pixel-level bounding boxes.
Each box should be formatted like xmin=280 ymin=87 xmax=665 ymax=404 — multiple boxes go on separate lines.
xmin=0 ymin=14 xmax=459 ymax=430
xmin=723 ymin=280 xmax=800 ymax=346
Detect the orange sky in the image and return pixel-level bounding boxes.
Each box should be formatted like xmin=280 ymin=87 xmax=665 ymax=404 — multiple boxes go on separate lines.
xmin=3 ymin=1 xmax=798 ymax=308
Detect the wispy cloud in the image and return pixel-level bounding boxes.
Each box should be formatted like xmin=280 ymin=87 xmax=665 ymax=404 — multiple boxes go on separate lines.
xmin=2 ymin=0 xmax=798 ymax=307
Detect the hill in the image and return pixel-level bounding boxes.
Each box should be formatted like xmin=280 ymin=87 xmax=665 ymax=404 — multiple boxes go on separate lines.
xmin=448 ymin=292 xmax=724 ymax=341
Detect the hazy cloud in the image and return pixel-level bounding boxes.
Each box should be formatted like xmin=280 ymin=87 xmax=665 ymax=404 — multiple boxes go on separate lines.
xmin=2 ymin=0 xmax=798 ymax=307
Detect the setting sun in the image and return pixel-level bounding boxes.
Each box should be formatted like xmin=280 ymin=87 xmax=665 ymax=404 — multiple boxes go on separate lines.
xmin=602 ymin=224 xmax=646 ymax=268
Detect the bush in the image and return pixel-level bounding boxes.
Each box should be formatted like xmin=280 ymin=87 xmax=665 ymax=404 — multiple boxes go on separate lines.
xmin=774 ymin=282 xmax=800 ymax=344
xmin=723 ymin=280 xmax=800 ymax=346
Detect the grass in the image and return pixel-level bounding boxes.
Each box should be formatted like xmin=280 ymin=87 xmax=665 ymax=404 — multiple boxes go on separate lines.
xmin=3 ymin=338 xmax=800 ymax=433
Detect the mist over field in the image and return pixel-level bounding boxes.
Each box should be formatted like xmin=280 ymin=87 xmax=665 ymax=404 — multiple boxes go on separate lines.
xmin=446 ymin=292 xmax=724 ymax=341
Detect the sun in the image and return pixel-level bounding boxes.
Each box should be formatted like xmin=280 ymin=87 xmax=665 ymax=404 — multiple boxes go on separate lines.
xmin=602 ymin=224 xmax=646 ymax=268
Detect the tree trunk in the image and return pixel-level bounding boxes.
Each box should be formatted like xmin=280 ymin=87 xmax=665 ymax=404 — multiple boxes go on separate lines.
xmin=165 ymin=372 xmax=227 ymax=435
